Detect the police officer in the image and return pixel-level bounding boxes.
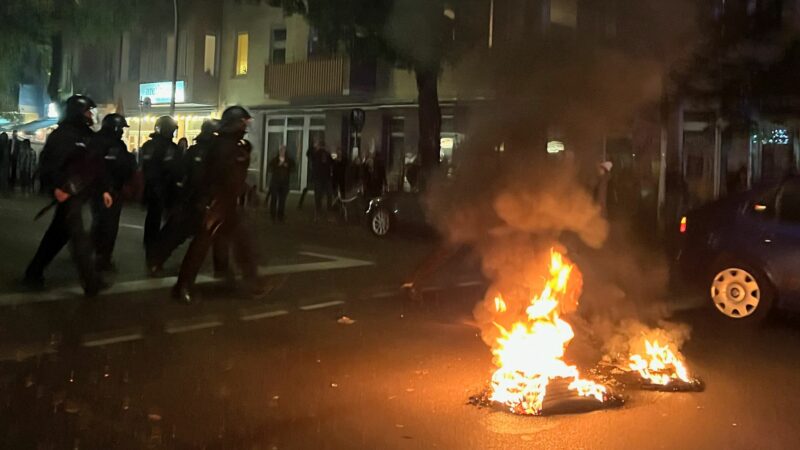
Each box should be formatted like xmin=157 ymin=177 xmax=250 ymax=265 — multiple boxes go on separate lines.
xmin=23 ymin=95 xmax=112 ymax=296
xmin=147 ymin=119 xmax=230 ymax=276
xmin=91 ymin=113 xmax=136 ymax=272
xmin=140 ymin=115 xmax=178 ymax=262
xmin=173 ymin=106 xmax=266 ymax=303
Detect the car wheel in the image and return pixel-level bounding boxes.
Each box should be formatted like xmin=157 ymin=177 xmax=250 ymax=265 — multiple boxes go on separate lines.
xmin=709 ymin=261 xmax=774 ymax=322
xmin=370 ymin=208 xmax=391 ymax=237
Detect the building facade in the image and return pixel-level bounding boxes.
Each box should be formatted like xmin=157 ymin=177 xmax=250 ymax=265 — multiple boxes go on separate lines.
xmin=217 ymin=0 xmax=497 ymax=193
xmin=114 ymin=0 xmax=224 ymax=151
xmin=663 ymin=0 xmax=800 ymax=223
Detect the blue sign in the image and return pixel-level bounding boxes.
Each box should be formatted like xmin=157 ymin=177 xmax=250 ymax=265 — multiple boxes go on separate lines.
xmin=139 ymin=81 xmax=185 ymax=105
xmin=18 ymin=84 xmax=44 ymax=115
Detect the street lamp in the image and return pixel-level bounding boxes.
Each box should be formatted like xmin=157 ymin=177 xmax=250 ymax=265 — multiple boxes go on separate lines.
xmin=169 ymin=0 xmax=179 ymax=116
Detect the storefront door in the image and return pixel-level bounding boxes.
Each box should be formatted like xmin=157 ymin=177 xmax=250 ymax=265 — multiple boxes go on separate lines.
xmin=263 ymin=115 xmax=326 ymax=192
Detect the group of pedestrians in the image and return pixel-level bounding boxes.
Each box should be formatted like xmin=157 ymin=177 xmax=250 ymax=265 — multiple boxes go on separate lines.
xmin=21 ymin=94 xmax=269 ymax=303
xmin=0 ymin=130 xmax=37 ymax=194
xmin=267 ymin=139 xmax=387 ymax=223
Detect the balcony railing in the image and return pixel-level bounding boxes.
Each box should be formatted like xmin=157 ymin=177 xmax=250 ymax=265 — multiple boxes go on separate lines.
xmin=265 ymin=57 xmax=350 ymax=99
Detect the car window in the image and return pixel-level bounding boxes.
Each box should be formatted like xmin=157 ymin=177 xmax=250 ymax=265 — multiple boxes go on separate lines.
xmin=777 ymin=179 xmax=800 ymax=223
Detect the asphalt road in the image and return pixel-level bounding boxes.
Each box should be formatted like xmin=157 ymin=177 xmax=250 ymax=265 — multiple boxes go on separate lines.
xmin=1 ymin=195 xmax=800 ymax=449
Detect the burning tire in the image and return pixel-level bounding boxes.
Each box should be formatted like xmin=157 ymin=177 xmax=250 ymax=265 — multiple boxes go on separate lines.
xmin=370 ymin=208 xmax=392 ymax=237
xmin=709 ymin=259 xmax=774 ymax=322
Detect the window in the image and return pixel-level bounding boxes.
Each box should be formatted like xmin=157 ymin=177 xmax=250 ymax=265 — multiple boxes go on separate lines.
xmin=307 ymin=27 xmax=322 ymax=59
xmin=204 ymin=34 xmax=217 ymax=76
xmin=778 ymin=181 xmax=800 ymax=223
xmin=550 ymin=0 xmax=577 ymax=28
xmin=271 ymin=28 xmax=287 ymax=64
xmin=235 ymin=32 xmax=249 ymax=76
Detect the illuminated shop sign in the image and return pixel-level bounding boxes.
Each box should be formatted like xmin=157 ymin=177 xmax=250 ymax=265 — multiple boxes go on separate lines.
xmin=139 ymin=81 xmax=185 ymax=105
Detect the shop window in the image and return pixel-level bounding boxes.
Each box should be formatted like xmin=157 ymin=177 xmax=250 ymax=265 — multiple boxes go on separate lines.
xmin=550 ymin=0 xmax=577 ymax=28
xmin=441 ymin=116 xmax=455 ymax=133
xmin=204 ymin=34 xmax=217 ymax=76
xmin=235 ymin=32 xmax=249 ymax=76
xmin=287 ymin=117 xmax=304 ymax=127
xmin=310 ymin=117 xmax=326 ymax=127
xmin=271 ymin=28 xmax=287 ymax=64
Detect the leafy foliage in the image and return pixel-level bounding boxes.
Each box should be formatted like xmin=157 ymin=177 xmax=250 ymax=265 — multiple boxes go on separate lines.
xmin=0 ymin=0 xmax=159 ymax=111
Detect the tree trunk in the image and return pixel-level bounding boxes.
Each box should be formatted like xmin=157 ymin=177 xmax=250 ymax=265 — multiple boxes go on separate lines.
xmin=47 ymin=34 xmax=64 ymax=102
xmin=415 ymin=65 xmax=441 ymax=190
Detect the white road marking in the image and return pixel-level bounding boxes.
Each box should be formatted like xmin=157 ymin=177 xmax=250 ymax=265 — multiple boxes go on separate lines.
xmin=0 ymin=252 xmax=373 ymax=307
xmin=456 ymin=280 xmax=484 ymax=287
xmin=120 ymin=223 xmax=144 ymax=230
xmin=165 ymin=317 xmax=223 ymax=334
xmin=257 ymin=252 xmax=373 ymax=276
xmin=83 ymin=330 xmax=144 ymax=347
xmin=299 ymin=300 xmax=345 ymax=311
xmin=240 ymin=309 xmax=290 ymax=321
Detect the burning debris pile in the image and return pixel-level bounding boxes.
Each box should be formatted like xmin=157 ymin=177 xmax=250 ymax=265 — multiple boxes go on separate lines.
xmin=485 ymin=250 xmax=617 ymax=415
xmin=599 ymin=321 xmax=704 ymax=392
xmin=424 ymin=159 xmax=702 ymax=415
xmin=468 ymin=250 xmax=702 ymax=416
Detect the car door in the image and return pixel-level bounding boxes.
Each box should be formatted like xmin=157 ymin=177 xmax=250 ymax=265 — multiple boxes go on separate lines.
xmin=760 ymin=178 xmax=800 ymax=300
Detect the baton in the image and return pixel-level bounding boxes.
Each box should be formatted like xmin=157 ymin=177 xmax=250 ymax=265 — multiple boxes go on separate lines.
xmin=34 ymin=200 xmax=58 ymax=221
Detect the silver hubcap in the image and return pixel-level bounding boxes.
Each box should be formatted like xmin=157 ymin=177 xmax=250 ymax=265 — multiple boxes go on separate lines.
xmin=711 ymin=267 xmax=761 ymax=318
xmin=372 ymin=210 xmax=390 ymax=236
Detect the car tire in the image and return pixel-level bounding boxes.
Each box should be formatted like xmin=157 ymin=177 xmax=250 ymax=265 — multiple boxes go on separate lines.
xmin=708 ymin=258 xmax=775 ymax=323
xmin=370 ymin=208 xmax=392 ymax=237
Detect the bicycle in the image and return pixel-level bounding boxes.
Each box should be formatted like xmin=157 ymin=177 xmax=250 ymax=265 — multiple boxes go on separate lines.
xmin=332 ymin=190 xmax=366 ymax=224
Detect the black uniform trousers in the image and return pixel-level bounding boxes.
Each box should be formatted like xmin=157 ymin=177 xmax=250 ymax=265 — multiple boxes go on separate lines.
xmin=176 ymin=204 xmax=256 ymax=288
xmin=313 ymin=178 xmax=333 ymax=216
xmin=143 ymin=187 xmax=165 ymax=259
xmin=91 ymin=196 xmax=122 ymax=267
xmin=269 ymin=184 xmax=289 ymax=221
xmin=25 ymin=198 xmax=98 ymax=290
xmin=149 ymin=203 xmax=230 ymax=273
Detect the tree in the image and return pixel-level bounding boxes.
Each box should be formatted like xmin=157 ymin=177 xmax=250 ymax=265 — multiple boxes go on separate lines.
xmin=272 ymin=0 xmax=477 ymax=188
xmin=673 ymin=0 xmax=800 ymax=125
xmin=0 ymin=0 xmax=159 ymax=111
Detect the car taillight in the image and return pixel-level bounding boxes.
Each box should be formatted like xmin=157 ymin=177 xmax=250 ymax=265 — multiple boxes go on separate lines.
xmin=679 ymin=216 xmax=687 ymax=234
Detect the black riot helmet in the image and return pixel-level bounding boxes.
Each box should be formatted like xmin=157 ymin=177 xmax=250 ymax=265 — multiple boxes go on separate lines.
xmin=64 ymin=94 xmax=97 ymax=126
xmin=101 ymin=113 xmax=129 ymax=138
xmin=199 ymin=118 xmax=221 ymax=137
xmin=219 ymin=106 xmax=252 ymax=134
xmin=154 ymin=116 xmax=178 ymax=139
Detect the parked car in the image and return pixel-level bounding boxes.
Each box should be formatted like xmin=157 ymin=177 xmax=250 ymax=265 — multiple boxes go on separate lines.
xmin=365 ymin=191 xmax=431 ymax=237
xmin=675 ymin=176 xmax=800 ymax=322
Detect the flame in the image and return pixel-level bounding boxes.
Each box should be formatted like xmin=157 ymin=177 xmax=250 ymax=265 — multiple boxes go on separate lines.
xmin=488 ymin=250 xmax=607 ymax=415
xmin=628 ymin=339 xmax=691 ymax=385
xmin=494 ymin=295 xmax=507 ymax=313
